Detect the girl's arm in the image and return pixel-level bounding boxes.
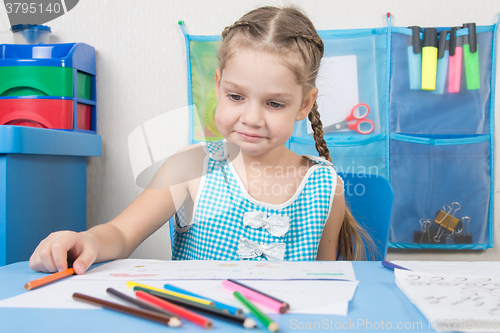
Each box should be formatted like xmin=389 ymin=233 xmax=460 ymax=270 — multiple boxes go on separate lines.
xmin=316 ymin=175 xmax=345 ymax=260
xmin=29 ymin=144 xmax=204 ymax=274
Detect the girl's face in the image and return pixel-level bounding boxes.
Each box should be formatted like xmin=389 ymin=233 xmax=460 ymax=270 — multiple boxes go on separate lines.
xmin=214 ymin=49 xmax=317 ymax=157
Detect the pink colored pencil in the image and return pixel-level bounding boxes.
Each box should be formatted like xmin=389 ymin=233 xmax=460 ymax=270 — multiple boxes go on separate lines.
xmin=222 ymin=280 xmax=286 ymax=313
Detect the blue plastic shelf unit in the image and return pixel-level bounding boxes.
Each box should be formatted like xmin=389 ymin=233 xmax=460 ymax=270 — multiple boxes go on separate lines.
xmin=0 ymin=125 xmax=101 ymax=266
xmin=0 ymin=43 xmax=97 ymax=133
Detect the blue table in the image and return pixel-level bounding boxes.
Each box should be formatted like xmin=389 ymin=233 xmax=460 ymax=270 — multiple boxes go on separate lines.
xmin=0 ymin=261 xmax=436 ymax=333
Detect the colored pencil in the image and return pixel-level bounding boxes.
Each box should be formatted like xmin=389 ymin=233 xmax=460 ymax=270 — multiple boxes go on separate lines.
xmin=24 ymin=268 xmax=75 ymax=290
xmin=223 ymin=280 xmax=287 ymax=313
xmin=381 ymin=261 xmax=411 ymax=271
xmin=134 ymin=286 xmax=224 ymax=312
xmin=234 ymin=291 xmax=279 ymax=332
xmin=106 ymin=288 xmax=179 ymax=319
xmin=136 ymin=288 xmax=256 ymax=329
xmin=72 ymin=292 xmax=181 ymax=327
xmin=227 ymin=279 xmax=290 ymax=310
xmin=164 ymin=283 xmax=244 ymax=316
xmin=135 ymin=290 xmax=213 ymax=329
xmin=126 ymin=281 xmax=214 ymax=306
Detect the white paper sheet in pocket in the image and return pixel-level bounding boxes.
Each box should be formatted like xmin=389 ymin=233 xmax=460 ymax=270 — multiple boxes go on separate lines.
xmin=308 ymin=55 xmax=359 ymax=134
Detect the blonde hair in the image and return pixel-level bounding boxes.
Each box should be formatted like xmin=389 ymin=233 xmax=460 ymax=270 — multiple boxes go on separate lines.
xmin=220 ymin=6 xmax=375 ymax=260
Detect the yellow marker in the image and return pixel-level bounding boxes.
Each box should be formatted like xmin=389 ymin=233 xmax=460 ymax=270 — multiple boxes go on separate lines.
xmin=126 ymin=281 xmax=214 ymax=306
xmin=421 ymin=28 xmax=438 ymax=91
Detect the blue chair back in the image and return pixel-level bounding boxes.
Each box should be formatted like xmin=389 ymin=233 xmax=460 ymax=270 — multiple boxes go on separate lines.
xmin=168 ymin=173 xmax=393 ymax=261
xmin=339 ymin=173 xmax=393 ymax=261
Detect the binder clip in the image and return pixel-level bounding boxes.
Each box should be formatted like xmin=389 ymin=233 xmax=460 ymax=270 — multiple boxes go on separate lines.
xmin=454 ymin=216 xmax=473 ymax=244
xmin=414 ymin=218 xmax=432 ymax=243
xmin=433 ymin=202 xmax=461 ymax=243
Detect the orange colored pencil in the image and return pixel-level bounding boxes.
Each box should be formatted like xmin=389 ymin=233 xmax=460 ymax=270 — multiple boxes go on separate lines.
xmin=24 ymin=268 xmax=75 ymax=290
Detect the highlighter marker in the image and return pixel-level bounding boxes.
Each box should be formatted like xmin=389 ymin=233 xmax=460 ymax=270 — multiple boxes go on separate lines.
xmin=433 ymin=30 xmax=449 ymax=94
xmin=421 ymin=28 xmax=438 ymax=91
xmin=463 ymin=23 xmax=480 ymax=90
xmin=407 ymin=26 xmax=422 ymax=90
xmin=448 ymin=27 xmax=462 ymax=93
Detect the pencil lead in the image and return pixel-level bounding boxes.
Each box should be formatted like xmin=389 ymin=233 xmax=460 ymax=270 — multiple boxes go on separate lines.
xmin=168 ymin=317 xmax=182 ymax=327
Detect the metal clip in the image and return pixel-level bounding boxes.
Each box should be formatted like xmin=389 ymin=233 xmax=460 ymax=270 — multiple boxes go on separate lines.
xmin=434 ymin=202 xmax=461 ymax=242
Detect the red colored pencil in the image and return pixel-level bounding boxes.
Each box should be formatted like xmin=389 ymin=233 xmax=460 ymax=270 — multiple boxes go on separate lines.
xmin=136 ymin=290 xmax=213 ymax=329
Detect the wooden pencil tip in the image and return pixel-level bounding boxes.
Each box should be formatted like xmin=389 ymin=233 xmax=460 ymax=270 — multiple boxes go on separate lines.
xmin=243 ymin=318 xmax=257 ymax=329
xmin=283 ymin=302 xmax=290 ymax=310
xmin=24 ymin=282 xmax=32 ymax=291
xmin=205 ymin=321 xmax=214 ymax=329
xmin=168 ymin=317 xmax=182 ymax=328
xmin=279 ymin=305 xmax=287 ymax=314
xmin=236 ymin=309 xmax=244 ymax=316
xmin=268 ymin=322 xmax=280 ymax=332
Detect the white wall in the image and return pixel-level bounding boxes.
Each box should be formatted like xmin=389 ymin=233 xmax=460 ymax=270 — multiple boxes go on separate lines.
xmin=1 ymin=0 xmax=499 ymax=261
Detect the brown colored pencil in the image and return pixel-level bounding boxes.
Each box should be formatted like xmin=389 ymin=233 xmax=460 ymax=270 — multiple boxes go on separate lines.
xmin=24 ymin=268 xmax=75 ymax=290
xmin=72 ymin=292 xmax=182 ymax=327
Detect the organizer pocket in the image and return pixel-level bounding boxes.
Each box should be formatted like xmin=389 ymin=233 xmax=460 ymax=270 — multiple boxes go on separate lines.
xmin=307 ymin=30 xmax=388 ymax=137
xmin=189 ymin=40 xmax=222 ymax=142
xmin=389 ymin=28 xmax=493 ymax=135
xmin=289 ymin=135 xmax=386 ymax=178
xmin=389 ymin=135 xmax=491 ymax=248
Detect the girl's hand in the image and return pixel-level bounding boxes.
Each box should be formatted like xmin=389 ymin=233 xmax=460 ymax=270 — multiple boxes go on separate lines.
xmin=29 ymin=231 xmax=97 ymax=275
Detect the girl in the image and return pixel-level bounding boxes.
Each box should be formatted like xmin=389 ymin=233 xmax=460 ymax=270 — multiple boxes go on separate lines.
xmin=29 ymin=6 xmax=372 ymax=275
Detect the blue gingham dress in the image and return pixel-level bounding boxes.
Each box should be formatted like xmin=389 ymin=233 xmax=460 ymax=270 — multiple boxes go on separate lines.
xmin=172 ymin=140 xmax=339 ymax=261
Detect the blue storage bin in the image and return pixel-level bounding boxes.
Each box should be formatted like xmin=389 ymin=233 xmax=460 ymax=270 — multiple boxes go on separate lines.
xmin=0 ymin=126 xmax=101 ymax=266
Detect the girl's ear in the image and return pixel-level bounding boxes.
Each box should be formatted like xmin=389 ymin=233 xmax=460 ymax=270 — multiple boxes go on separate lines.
xmin=296 ymin=87 xmax=319 ymax=121
xmin=214 ymin=68 xmax=222 ymax=102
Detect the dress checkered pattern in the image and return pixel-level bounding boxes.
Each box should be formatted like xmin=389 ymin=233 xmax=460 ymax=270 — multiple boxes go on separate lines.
xmin=172 ymin=140 xmax=338 ymax=261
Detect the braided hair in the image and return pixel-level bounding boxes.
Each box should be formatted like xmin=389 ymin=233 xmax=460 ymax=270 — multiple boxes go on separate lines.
xmin=219 ymin=6 xmax=374 ymax=260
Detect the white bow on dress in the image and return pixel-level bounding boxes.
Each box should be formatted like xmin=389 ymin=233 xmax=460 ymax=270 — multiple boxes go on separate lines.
xmin=236 ymin=238 xmax=286 ymax=261
xmin=243 ymin=211 xmax=290 ymax=237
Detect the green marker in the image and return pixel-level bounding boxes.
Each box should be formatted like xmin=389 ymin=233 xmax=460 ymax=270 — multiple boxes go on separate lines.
xmin=463 ymin=23 xmax=480 ymax=90
xmin=234 ymin=291 xmax=279 ymax=332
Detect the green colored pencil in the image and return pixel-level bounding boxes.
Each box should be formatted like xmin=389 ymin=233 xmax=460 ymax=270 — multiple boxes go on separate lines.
xmin=233 ymin=291 xmax=279 ymax=332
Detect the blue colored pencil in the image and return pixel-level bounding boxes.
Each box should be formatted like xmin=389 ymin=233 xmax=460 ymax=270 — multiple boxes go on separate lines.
xmin=381 ymin=260 xmax=411 ymax=271
xmin=164 ymin=284 xmax=244 ymax=316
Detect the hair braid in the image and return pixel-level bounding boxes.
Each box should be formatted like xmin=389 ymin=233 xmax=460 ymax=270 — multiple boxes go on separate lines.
xmin=293 ymin=34 xmax=324 ymax=54
xmin=222 ymin=21 xmax=263 ymax=39
xmin=307 ymin=101 xmax=331 ymax=162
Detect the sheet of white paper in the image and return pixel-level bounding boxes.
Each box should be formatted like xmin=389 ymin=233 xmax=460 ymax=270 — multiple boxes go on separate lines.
xmin=71 ymin=259 xmax=356 ymax=281
xmin=392 ymin=261 xmax=500 ymax=278
xmin=308 ymin=55 xmax=359 ymax=134
xmin=395 ymin=269 xmax=500 ymax=332
xmin=0 ymin=278 xmax=357 ymax=316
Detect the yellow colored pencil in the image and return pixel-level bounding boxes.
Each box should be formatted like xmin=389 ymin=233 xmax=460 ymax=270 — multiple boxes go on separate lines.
xmin=126 ymin=281 xmax=214 ymax=306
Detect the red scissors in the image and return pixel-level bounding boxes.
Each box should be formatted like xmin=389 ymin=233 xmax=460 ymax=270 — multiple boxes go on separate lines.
xmin=328 ymin=103 xmax=375 ymax=135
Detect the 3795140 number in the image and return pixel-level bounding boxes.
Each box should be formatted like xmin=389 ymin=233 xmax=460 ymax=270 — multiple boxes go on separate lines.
xmin=4 ymin=2 xmax=62 ymax=14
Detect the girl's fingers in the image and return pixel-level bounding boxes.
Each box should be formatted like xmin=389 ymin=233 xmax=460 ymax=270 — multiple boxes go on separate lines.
xmin=71 ymin=243 xmax=97 ymax=275
xmin=69 ymin=234 xmax=97 ymax=275
xmin=29 ymin=237 xmax=55 ymax=273
xmin=37 ymin=246 xmax=58 ymax=273
xmin=51 ymin=232 xmax=78 ymax=272
xmin=29 ymin=231 xmax=79 ymax=273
